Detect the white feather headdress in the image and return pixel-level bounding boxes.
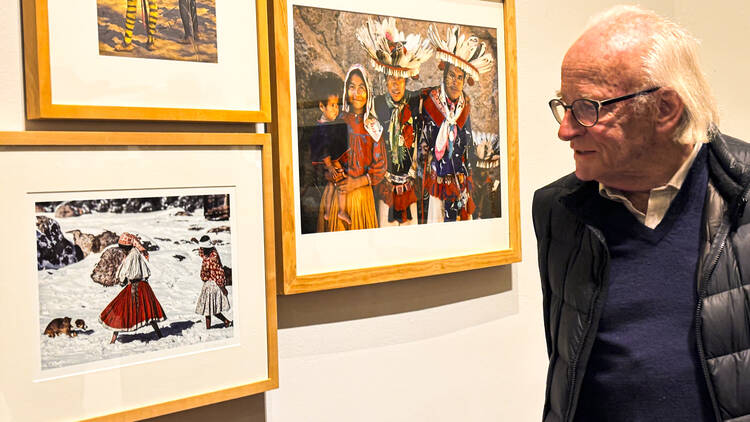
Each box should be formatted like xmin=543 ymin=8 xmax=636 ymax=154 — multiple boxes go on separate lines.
xmin=356 ymin=17 xmax=433 ymax=79
xmin=472 ymin=131 xmax=500 ymax=169
xmin=428 ymin=24 xmax=494 ymax=84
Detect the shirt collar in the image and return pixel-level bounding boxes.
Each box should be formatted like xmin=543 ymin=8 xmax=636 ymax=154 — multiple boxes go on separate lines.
xmin=598 ymin=141 xmax=703 ymax=228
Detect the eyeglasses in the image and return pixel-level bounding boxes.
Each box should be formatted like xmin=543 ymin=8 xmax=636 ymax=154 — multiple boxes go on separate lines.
xmin=548 ymin=87 xmax=660 ymax=127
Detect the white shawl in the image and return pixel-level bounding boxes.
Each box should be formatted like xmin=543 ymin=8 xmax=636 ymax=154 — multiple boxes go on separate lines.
xmin=116 ymin=247 xmax=151 ymax=283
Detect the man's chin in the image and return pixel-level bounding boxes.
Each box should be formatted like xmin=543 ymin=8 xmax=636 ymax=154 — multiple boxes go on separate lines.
xmin=574 ymin=168 xmax=597 ymax=182
xmin=445 ymin=90 xmax=461 ymax=101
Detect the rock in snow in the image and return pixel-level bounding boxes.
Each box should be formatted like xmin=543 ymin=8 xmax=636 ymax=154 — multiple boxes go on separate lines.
xmin=55 ymin=203 xmax=88 ymax=218
xmin=68 ymin=229 xmax=119 ymax=257
xmin=36 ymin=216 xmax=82 ymax=270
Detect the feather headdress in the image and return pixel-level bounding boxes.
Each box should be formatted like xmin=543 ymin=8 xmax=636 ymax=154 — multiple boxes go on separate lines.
xmin=428 ymin=24 xmax=494 ymax=85
xmin=356 ymin=17 xmax=433 ymax=79
xmin=472 ymin=131 xmax=500 ymax=169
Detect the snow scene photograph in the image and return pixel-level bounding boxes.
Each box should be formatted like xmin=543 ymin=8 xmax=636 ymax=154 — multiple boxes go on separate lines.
xmin=35 ymin=191 xmax=237 ymax=373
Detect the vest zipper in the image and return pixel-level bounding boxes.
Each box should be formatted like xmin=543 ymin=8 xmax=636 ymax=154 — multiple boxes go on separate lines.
xmin=564 ymin=292 xmax=602 ymax=422
xmin=564 ymin=225 xmax=607 ymax=422
xmin=695 ymin=223 xmax=728 ymax=422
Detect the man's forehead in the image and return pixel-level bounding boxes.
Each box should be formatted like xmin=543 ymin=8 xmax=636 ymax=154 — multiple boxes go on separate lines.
xmin=560 ymin=38 xmax=646 ymax=96
xmin=446 ymin=64 xmax=465 ymax=76
xmin=558 ymin=61 xmax=621 ymax=99
xmin=561 ymin=61 xmax=612 ymax=86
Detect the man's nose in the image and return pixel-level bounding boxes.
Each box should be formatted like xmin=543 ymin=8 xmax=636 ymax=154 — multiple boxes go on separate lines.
xmin=557 ymin=109 xmax=585 ymax=141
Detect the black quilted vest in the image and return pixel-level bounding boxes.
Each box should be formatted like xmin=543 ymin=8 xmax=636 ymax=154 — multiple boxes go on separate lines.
xmin=532 ymin=132 xmax=750 ymax=422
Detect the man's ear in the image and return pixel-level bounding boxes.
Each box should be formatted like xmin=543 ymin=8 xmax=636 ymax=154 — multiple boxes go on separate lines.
xmin=319 ymin=102 xmax=326 ymax=114
xmin=655 ymin=88 xmax=684 ymax=135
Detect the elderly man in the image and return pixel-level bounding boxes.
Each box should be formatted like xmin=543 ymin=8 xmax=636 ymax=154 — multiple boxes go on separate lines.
xmin=533 ymin=6 xmax=750 ymax=422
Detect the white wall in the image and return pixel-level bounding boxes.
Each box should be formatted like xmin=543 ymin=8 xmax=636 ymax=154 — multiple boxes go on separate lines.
xmin=3 ymin=1 xmax=749 ymax=421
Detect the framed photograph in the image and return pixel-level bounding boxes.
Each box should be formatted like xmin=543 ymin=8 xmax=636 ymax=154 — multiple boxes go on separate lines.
xmin=0 ymin=132 xmax=278 ymax=421
xmin=21 ymin=0 xmax=271 ymax=122
xmin=270 ymin=0 xmax=520 ymax=294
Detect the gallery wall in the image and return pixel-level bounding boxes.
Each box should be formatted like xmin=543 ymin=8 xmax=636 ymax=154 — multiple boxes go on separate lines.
xmin=2 ymin=1 xmax=749 ymax=421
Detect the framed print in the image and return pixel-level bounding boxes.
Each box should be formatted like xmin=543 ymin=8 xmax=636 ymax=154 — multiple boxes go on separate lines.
xmin=270 ymin=0 xmax=520 ymax=294
xmin=21 ymin=0 xmax=271 ymax=122
xmin=0 ymin=132 xmax=278 ymax=421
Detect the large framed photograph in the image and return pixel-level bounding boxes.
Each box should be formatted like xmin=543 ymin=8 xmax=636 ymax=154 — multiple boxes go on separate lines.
xmin=21 ymin=0 xmax=271 ymax=122
xmin=270 ymin=0 xmax=520 ymax=293
xmin=0 ymin=132 xmax=278 ymax=421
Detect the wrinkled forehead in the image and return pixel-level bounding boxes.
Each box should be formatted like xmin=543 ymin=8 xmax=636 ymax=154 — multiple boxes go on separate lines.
xmin=560 ymin=24 xmax=650 ymax=96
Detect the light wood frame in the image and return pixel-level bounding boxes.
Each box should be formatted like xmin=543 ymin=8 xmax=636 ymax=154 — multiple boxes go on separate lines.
xmin=269 ymin=0 xmax=520 ymax=294
xmin=0 ymin=131 xmax=278 ymax=421
xmin=21 ymin=0 xmax=272 ymax=122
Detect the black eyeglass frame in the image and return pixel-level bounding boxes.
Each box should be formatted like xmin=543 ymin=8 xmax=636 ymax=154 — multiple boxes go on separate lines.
xmin=548 ymin=87 xmax=661 ymax=127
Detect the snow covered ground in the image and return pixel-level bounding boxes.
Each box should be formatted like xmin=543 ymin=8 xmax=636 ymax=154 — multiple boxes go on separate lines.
xmin=36 ymin=207 xmax=235 ymax=372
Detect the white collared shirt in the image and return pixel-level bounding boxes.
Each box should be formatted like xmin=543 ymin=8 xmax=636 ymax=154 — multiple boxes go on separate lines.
xmin=599 ymin=141 xmax=703 ymax=229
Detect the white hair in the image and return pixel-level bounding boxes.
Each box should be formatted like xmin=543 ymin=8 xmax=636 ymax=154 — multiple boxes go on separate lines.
xmin=587 ymin=5 xmax=719 ymax=144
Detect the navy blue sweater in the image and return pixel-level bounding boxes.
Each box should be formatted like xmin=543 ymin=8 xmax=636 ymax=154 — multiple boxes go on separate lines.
xmin=573 ymin=147 xmax=714 ymax=421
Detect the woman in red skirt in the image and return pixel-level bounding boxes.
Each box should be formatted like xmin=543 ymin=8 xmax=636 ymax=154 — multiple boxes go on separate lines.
xmin=99 ymin=233 xmax=166 ymax=344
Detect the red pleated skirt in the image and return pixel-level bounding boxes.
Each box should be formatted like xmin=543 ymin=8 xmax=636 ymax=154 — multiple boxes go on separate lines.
xmin=99 ymin=281 xmax=167 ymax=331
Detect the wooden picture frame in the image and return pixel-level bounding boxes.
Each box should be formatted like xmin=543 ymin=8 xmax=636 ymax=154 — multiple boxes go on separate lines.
xmin=21 ymin=0 xmax=271 ymax=122
xmin=0 ymin=131 xmax=278 ymax=421
xmin=269 ymin=0 xmax=520 ymax=294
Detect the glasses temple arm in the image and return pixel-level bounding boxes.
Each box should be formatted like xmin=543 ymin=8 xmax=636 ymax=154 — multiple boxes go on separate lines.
xmin=599 ymin=87 xmax=660 ymax=106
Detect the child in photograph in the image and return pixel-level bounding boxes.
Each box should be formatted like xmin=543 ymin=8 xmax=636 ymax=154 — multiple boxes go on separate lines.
xmin=99 ymin=232 xmax=167 ymax=344
xmin=195 ymin=236 xmax=232 ymax=329
xmin=309 ymin=73 xmax=351 ymax=225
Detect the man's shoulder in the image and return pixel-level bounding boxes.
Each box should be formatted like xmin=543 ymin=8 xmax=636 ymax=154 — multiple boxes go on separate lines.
xmin=373 ymin=94 xmax=387 ymax=108
xmin=373 ymin=95 xmax=392 ymax=121
xmin=532 ymin=173 xmax=589 ymax=229
xmin=534 ymin=172 xmax=585 ymax=200
xmin=405 ymin=90 xmax=421 ymax=110
xmin=712 ymin=132 xmax=750 ymax=166
xmin=706 ymin=132 xmax=750 ymax=196
xmin=417 ymin=86 xmax=439 ymax=100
